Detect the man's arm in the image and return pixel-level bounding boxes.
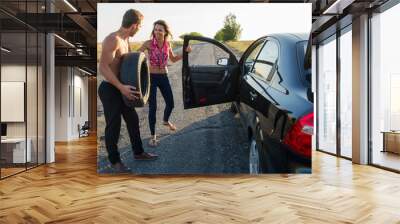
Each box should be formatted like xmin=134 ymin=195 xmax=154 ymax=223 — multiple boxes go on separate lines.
xmin=99 ymin=37 xmax=123 ymax=89
xmin=99 ymin=36 xmax=138 ymax=100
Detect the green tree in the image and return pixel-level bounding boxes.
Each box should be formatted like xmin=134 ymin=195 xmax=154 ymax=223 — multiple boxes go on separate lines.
xmin=214 ymin=13 xmax=242 ymax=42
xmin=214 ymin=30 xmax=224 ymax=41
xmin=179 ymin=32 xmax=203 ymax=40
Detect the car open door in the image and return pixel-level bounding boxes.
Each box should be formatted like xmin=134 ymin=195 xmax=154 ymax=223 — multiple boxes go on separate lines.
xmin=182 ymin=35 xmax=240 ymax=109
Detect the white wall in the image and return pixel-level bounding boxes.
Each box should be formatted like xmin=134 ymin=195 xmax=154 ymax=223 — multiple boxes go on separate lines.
xmin=1 ymin=65 xmax=29 ymax=138
xmin=72 ymin=72 xmax=89 ymax=138
xmin=1 ymin=65 xmax=25 ymax=131
xmin=54 ymin=66 xmax=69 ymax=141
xmin=54 ymin=67 xmax=89 ymax=141
xmin=312 ymin=45 xmax=316 ymax=151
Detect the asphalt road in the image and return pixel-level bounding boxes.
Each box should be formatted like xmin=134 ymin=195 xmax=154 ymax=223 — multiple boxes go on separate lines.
xmin=97 ymin=43 xmax=249 ymax=174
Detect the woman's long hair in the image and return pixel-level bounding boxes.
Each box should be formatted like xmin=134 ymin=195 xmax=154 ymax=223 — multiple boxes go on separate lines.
xmin=151 ymin=20 xmax=172 ymax=41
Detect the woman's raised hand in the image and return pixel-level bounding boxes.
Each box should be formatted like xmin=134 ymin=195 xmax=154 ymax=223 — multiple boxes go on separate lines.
xmin=186 ymin=45 xmax=192 ymax=53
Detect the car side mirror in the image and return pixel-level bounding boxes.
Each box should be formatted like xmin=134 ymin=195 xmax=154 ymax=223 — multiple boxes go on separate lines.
xmin=216 ymin=58 xmax=228 ymax=66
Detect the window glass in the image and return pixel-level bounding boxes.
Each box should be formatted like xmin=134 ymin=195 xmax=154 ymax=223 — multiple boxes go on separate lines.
xmin=339 ymin=28 xmax=352 ymax=158
xmin=0 ymin=1 xmax=46 ymax=179
xmin=188 ymin=39 xmax=230 ymax=67
xmin=252 ymin=40 xmax=278 ymax=81
xmin=242 ymin=41 xmax=264 ymax=75
xmin=252 ymin=62 xmax=274 ymax=80
xmin=257 ymin=41 xmax=278 ymax=63
xmin=371 ymin=4 xmax=400 ymax=171
xmin=269 ymin=70 xmax=286 ymax=93
xmin=1 ymin=30 xmax=28 ymax=178
xmin=245 ymin=42 xmax=263 ymax=67
xmin=317 ymin=35 xmax=337 ymax=155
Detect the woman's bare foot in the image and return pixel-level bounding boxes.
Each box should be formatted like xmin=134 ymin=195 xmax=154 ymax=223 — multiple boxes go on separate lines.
xmin=148 ymin=136 xmax=159 ymax=147
xmin=163 ymin=121 xmax=177 ymax=131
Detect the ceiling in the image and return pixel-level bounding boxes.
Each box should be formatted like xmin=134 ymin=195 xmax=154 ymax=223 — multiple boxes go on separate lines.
xmin=0 ymin=0 xmax=395 ymax=74
xmin=1 ymin=0 xmax=97 ymax=74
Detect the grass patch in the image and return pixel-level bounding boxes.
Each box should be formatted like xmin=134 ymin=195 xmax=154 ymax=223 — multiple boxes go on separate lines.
xmin=130 ymin=42 xmax=144 ymax=51
xmin=170 ymin=40 xmax=183 ymax=49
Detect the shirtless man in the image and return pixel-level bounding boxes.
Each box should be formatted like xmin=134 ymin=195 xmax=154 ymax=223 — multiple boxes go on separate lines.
xmin=98 ymin=9 xmax=158 ymax=173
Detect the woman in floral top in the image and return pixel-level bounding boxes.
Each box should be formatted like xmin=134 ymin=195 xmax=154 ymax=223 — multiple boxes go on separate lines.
xmin=138 ymin=20 xmax=191 ymax=147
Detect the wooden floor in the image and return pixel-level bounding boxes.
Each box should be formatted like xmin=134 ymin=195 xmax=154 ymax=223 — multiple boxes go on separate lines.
xmin=1 ymin=167 xmax=26 ymax=178
xmin=0 ymin=135 xmax=400 ymax=223
xmin=372 ymin=151 xmax=400 ymax=171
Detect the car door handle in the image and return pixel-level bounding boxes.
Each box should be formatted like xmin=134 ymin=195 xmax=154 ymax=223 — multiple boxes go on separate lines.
xmin=250 ymin=91 xmax=257 ymax=101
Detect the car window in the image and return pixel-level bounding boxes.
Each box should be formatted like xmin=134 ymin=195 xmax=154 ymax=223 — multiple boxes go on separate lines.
xmin=187 ymin=40 xmax=230 ymax=67
xmin=245 ymin=42 xmax=263 ymax=67
xmin=252 ymin=62 xmax=274 ymax=80
xmin=251 ymin=40 xmax=279 ymax=81
xmin=269 ymin=70 xmax=287 ymax=94
xmin=257 ymin=40 xmax=278 ymax=62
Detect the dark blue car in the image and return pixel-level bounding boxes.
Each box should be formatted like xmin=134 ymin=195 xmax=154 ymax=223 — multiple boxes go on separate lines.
xmin=182 ymin=34 xmax=313 ymax=174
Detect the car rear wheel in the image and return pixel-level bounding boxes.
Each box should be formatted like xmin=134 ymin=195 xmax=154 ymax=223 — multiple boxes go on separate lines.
xmin=249 ymin=136 xmax=261 ymax=174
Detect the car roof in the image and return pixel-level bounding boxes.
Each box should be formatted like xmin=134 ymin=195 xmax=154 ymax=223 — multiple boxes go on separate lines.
xmin=267 ymin=33 xmax=308 ymax=43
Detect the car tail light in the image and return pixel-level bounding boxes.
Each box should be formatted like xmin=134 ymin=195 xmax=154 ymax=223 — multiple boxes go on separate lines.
xmin=283 ymin=112 xmax=313 ymax=158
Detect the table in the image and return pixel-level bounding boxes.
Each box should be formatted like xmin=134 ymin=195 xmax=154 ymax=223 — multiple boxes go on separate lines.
xmin=381 ymin=131 xmax=400 ymax=154
xmin=1 ymin=138 xmax=31 ymax=163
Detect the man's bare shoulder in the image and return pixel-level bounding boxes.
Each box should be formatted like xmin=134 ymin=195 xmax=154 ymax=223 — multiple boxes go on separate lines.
xmin=102 ymin=32 xmax=120 ymax=49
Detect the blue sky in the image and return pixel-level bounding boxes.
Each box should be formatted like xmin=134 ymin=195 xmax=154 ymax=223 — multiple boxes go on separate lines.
xmin=97 ymin=3 xmax=311 ymax=42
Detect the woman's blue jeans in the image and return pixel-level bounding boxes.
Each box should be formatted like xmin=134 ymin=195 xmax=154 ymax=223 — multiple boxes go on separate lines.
xmin=148 ymin=73 xmax=174 ymax=136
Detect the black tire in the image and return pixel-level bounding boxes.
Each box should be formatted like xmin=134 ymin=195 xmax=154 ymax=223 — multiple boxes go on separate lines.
xmin=119 ymin=52 xmax=150 ymax=108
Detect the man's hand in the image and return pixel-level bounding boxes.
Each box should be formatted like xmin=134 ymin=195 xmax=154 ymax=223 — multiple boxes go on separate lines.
xmin=119 ymin=85 xmax=141 ymax=101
